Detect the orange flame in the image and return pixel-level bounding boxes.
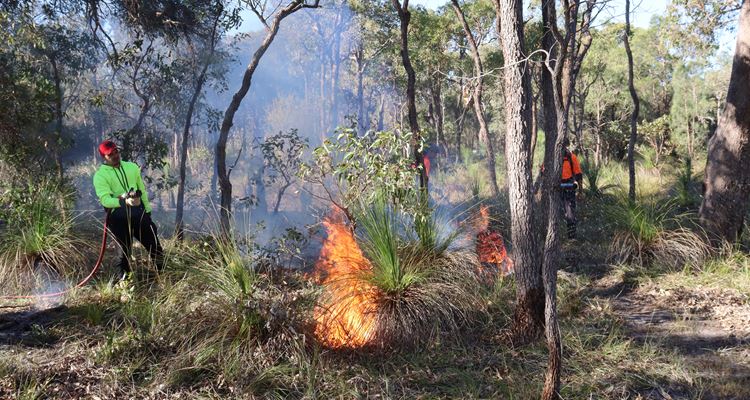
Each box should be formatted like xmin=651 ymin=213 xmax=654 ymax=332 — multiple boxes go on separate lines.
xmin=313 ymin=215 xmax=379 ymax=348
xmin=475 ymin=205 xmax=514 ymax=277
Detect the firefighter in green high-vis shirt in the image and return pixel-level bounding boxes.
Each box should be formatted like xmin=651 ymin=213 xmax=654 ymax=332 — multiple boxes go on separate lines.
xmin=93 ymin=140 xmax=163 ymax=281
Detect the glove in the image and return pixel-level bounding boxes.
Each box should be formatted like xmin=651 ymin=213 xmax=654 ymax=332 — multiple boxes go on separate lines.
xmin=125 ymin=196 xmax=141 ymax=207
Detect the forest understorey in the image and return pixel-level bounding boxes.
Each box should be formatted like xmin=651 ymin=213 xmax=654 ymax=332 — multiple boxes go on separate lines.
xmin=1 ymin=247 xmax=748 ymax=399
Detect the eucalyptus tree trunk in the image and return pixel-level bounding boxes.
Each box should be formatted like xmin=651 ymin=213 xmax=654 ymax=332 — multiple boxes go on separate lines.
xmin=430 ymin=75 xmax=445 ymax=149
xmin=175 ymin=16 xmax=219 ymax=241
xmin=49 ymin=58 xmax=65 ymax=181
xmin=494 ymin=0 xmax=544 ymax=344
xmin=624 ymin=0 xmax=640 ymax=202
xmin=700 ymin=0 xmax=750 ymax=244
xmin=355 ymin=45 xmax=366 ymax=135
xmin=377 ymin=92 xmax=386 ymax=131
xmin=391 ymin=0 xmax=427 ymax=189
xmin=451 ymin=0 xmax=500 ymax=198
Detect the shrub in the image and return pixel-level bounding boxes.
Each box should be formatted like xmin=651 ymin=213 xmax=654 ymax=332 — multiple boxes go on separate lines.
xmin=299 ymin=128 xmax=423 ymax=223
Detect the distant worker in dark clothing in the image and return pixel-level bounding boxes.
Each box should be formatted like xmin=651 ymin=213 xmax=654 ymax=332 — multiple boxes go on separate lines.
xmin=93 ymin=140 xmax=163 ymax=281
xmin=561 ymin=138 xmax=583 ymax=239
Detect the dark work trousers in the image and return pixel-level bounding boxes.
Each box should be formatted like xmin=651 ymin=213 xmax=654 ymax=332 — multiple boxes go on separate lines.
xmin=561 ymin=184 xmax=577 ymax=239
xmin=108 ymin=205 xmax=163 ymax=273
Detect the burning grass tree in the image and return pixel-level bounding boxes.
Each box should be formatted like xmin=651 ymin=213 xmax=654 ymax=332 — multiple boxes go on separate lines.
xmin=301 ymin=129 xmax=490 ymax=349
xmin=313 ymin=196 xmax=484 ymax=350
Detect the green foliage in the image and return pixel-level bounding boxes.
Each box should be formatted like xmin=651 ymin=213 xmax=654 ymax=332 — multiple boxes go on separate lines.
xmin=638 ymin=115 xmax=673 ymax=166
xmin=665 ymin=0 xmax=738 ymax=58
xmin=0 ymin=9 xmax=55 ymax=166
xmin=0 ymin=5 xmax=99 ymax=170
xmin=356 ymin=196 xmax=424 ymax=294
xmin=110 ymin=128 xmax=169 ymax=173
xmin=580 ymin=160 xmax=617 ymax=197
xmin=300 ymin=128 xmax=424 ymax=221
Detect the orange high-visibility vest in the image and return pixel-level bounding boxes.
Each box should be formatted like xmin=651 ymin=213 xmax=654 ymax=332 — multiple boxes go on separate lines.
xmin=562 ymin=152 xmax=582 ymax=181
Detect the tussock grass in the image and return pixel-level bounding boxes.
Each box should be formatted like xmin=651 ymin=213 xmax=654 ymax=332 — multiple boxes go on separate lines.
xmin=605 ymin=196 xmax=710 ymax=268
xmin=0 ymin=179 xmax=92 ymax=295
xmin=656 ymin=248 xmax=750 ymax=293
xmin=150 ymin=235 xmax=316 ymax=389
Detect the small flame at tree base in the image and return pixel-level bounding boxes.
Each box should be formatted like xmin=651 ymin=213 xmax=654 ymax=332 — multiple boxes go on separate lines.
xmin=313 ymin=214 xmax=379 ymax=348
xmin=475 ymin=205 xmax=514 ymax=279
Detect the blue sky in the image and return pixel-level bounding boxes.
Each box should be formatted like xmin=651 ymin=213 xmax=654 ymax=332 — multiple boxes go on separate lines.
xmin=410 ymin=0 xmax=668 ymax=28
xmin=236 ymin=0 xmax=669 ymax=32
xmin=235 ymin=0 xmax=735 ymax=52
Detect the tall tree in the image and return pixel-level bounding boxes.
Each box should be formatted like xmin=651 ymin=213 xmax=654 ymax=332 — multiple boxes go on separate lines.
xmin=537 ymin=1 xmax=591 ymax=396
xmin=391 ymin=0 xmax=427 ymax=189
xmin=496 ymin=1 xmax=601 ymax=396
xmin=493 ymin=0 xmax=542 ymax=344
xmin=624 ymin=0 xmax=640 ymax=202
xmin=450 ymin=0 xmax=500 ymax=197
xmin=174 ymin=5 xmax=227 ymax=240
xmin=700 ymin=0 xmax=750 ymax=244
xmin=216 ymin=0 xmax=320 ymax=235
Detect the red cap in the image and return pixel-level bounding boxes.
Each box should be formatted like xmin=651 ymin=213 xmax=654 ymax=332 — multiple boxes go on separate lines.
xmin=98 ymin=140 xmax=117 ymax=157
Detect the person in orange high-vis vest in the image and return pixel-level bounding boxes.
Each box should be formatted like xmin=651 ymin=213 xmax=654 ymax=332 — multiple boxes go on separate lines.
xmin=561 ymin=138 xmax=583 ymax=239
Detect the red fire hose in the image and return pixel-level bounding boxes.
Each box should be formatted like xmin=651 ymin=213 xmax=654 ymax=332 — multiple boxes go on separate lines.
xmin=0 ymin=212 xmax=109 ymax=300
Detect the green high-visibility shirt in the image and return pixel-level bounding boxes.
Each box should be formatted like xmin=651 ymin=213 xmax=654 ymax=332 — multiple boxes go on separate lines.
xmin=93 ymin=161 xmax=152 ymax=213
